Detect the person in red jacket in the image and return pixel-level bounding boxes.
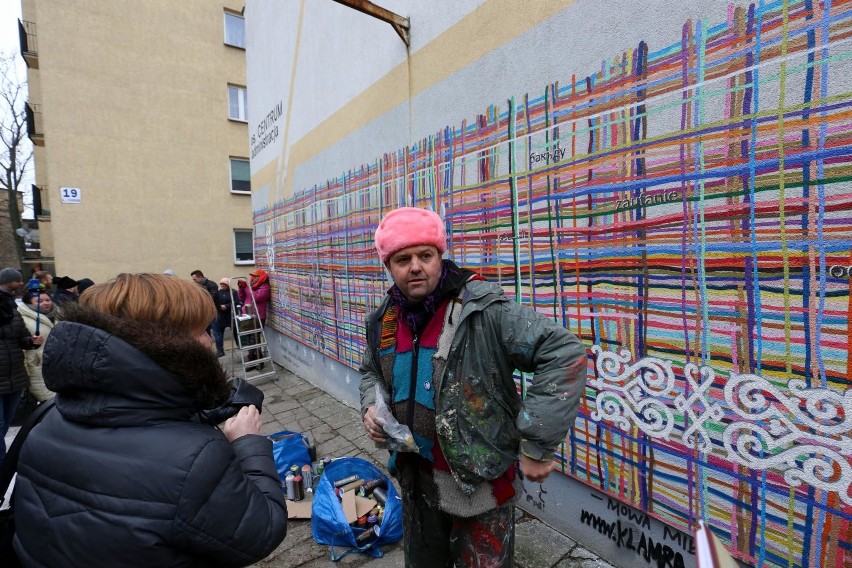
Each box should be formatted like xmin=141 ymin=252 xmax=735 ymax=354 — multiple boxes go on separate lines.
xmin=238 ymin=269 xmax=271 ymax=325
xmin=238 ymin=269 xmax=272 ymax=370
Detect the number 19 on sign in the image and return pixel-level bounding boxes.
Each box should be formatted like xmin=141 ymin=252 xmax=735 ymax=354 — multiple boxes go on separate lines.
xmin=60 ymin=187 xmax=81 ymax=204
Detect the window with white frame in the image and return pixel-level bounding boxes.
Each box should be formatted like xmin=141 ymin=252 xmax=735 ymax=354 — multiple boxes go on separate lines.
xmin=224 ymin=11 xmax=245 ymax=48
xmin=234 ymin=229 xmax=254 ymax=264
xmin=230 ymin=158 xmax=251 ymax=193
xmin=228 ymin=85 xmax=247 ymax=121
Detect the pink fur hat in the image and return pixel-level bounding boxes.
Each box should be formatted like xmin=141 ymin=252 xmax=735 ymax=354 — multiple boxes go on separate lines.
xmin=374 ymin=207 xmax=447 ymax=264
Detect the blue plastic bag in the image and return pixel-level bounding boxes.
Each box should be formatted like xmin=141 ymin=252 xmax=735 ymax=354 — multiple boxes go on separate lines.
xmin=268 ymin=430 xmax=311 ymax=482
xmin=311 ymin=457 xmax=403 ymax=561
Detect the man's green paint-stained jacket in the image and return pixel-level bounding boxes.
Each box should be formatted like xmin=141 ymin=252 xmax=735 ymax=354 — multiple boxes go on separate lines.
xmin=359 ymin=278 xmax=587 ymax=495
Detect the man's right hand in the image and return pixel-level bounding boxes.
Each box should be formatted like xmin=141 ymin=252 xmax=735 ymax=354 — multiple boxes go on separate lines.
xmin=363 ymin=406 xmax=388 ymax=442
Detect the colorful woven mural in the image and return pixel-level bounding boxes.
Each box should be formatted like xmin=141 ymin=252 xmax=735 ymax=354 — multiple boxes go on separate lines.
xmin=256 ymin=1 xmax=852 ymax=566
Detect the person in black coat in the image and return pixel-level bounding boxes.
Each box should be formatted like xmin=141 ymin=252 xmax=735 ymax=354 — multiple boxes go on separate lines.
xmin=191 ymin=269 xmax=219 ymax=339
xmin=0 ymin=267 xmax=44 ymax=464
xmin=213 ymin=277 xmax=241 ymax=357
xmin=14 ymin=273 xmax=287 ymax=566
xmin=51 ymin=275 xmax=79 ymax=306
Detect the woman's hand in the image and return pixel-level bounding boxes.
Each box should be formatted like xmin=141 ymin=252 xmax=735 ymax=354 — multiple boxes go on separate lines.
xmin=223 ymin=405 xmax=262 ymax=442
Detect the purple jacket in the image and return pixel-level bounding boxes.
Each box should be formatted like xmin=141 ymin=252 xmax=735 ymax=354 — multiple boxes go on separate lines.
xmin=239 ymin=283 xmax=271 ymax=321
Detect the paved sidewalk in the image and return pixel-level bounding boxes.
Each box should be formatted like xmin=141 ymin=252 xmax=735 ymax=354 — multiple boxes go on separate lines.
xmin=250 ymin=363 xmax=616 ymax=568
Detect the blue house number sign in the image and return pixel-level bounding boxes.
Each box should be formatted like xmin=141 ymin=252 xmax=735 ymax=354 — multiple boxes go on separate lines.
xmin=60 ymin=187 xmax=81 ymax=204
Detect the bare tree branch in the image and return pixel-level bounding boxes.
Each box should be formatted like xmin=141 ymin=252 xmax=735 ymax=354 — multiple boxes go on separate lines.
xmin=0 ymin=51 xmax=33 ymax=268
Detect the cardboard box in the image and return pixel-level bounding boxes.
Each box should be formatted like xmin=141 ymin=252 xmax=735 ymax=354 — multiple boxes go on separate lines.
xmin=287 ymin=489 xmax=376 ymax=522
xmin=341 ymin=491 xmax=358 ymax=524
xmin=286 ymin=492 xmax=314 ymax=519
xmin=355 ymin=495 xmax=378 ymax=518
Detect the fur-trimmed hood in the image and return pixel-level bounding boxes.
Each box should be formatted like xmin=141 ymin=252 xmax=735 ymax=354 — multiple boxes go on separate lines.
xmin=43 ymin=303 xmax=231 ymax=426
xmin=18 ymin=301 xmax=55 ymax=331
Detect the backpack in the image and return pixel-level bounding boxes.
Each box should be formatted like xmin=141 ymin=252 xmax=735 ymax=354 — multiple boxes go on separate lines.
xmin=0 ymin=397 xmax=56 ymax=567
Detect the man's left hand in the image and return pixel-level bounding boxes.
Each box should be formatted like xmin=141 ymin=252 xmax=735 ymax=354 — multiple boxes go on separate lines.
xmin=520 ymin=454 xmax=554 ymax=482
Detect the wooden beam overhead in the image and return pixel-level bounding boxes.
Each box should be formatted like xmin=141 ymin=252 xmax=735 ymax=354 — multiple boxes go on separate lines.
xmin=331 ymin=0 xmax=410 ymax=47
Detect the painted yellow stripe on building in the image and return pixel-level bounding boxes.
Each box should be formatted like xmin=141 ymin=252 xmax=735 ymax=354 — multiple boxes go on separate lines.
xmin=253 ymin=0 xmax=577 ymax=201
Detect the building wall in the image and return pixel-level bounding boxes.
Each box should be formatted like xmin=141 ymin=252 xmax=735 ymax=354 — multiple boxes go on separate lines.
xmin=246 ymin=1 xmax=852 ymax=567
xmin=22 ymin=0 xmax=254 ymax=283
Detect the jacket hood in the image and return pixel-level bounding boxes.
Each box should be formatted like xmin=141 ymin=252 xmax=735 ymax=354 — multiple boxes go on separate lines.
xmin=18 ymin=302 xmax=55 ymax=329
xmin=43 ymin=303 xmax=231 ymax=426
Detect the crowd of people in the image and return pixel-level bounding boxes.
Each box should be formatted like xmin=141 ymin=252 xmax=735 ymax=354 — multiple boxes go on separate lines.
xmin=0 ymin=205 xmax=587 ymax=568
xmin=0 ymin=268 xmax=286 ymax=567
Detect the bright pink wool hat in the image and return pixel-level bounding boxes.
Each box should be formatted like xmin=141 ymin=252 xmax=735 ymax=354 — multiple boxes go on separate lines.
xmin=374 ymin=207 xmax=447 ymax=264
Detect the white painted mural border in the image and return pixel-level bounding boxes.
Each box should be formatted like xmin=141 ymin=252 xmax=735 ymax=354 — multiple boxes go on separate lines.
xmin=588 ymin=346 xmax=852 ymax=505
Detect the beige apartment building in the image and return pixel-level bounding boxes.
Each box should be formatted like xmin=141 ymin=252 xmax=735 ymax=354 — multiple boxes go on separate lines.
xmin=19 ymin=0 xmax=255 ymax=283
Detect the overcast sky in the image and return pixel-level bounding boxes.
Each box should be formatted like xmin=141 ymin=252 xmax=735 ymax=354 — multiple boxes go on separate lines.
xmin=1 ymin=1 xmax=22 ymax=56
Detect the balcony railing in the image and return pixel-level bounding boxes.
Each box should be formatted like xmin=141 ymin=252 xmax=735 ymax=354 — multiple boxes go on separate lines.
xmin=25 ymin=103 xmax=44 ymax=146
xmin=18 ymin=20 xmax=38 ymax=68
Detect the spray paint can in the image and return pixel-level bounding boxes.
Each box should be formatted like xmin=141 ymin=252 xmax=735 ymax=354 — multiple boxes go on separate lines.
xmin=285 ymin=474 xmax=295 ymax=501
xmin=293 ymin=475 xmax=304 ymax=501
xmin=367 ymin=514 xmax=378 ymax=528
xmin=372 ymin=487 xmax=387 ymax=506
xmin=301 ymin=464 xmax=313 ymax=489
xmin=360 ymin=478 xmax=387 ymax=495
xmin=333 ymin=474 xmax=360 ymax=488
xmin=355 ymin=525 xmax=381 ymax=546
xmin=315 ymin=461 xmax=324 ymax=478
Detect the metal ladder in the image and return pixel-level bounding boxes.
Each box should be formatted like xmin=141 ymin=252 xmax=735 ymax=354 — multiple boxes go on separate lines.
xmin=228 ymin=276 xmax=277 ymax=384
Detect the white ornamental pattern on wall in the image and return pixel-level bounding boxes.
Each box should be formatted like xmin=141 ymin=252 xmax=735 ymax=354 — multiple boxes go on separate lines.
xmin=588 ymin=346 xmax=852 ymax=505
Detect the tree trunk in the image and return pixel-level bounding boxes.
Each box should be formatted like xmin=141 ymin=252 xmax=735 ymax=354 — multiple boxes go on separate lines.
xmin=4 ymin=161 xmax=25 ymax=270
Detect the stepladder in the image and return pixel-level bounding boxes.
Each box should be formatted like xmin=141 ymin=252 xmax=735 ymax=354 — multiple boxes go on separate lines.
xmin=229 ymin=277 xmax=277 ymax=384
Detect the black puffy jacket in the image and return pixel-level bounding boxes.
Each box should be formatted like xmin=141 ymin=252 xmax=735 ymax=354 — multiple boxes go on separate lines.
xmin=0 ymin=291 xmax=36 ymax=395
xmin=13 ymin=305 xmax=287 ymax=567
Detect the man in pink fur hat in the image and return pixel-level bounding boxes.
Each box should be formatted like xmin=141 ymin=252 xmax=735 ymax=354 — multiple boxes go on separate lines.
xmin=360 ymin=206 xmax=587 ymax=567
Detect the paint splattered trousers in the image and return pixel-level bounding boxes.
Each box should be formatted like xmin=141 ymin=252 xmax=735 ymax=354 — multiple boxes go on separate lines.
xmin=401 ymin=487 xmax=515 ymax=568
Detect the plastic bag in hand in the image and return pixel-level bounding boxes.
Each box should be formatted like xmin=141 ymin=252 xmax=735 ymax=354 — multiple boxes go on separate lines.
xmin=373 ymin=385 xmax=418 ymax=452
